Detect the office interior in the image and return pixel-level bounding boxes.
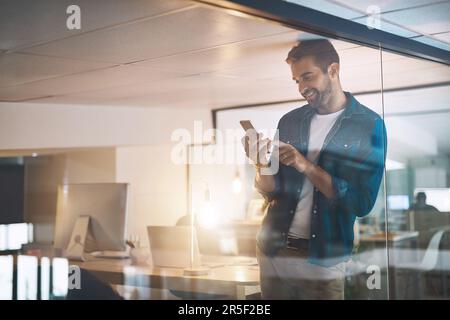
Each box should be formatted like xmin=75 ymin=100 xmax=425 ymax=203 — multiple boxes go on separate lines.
xmin=0 ymin=0 xmax=449 ymax=300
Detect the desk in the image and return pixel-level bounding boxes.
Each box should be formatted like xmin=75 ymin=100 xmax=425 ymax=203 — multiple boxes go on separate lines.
xmin=71 ymin=258 xmax=260 ymax=300
xmin=359 ymin=231 xmax=419 ymax=243
xmin=358 ymin=231 xmax=419 ymax=299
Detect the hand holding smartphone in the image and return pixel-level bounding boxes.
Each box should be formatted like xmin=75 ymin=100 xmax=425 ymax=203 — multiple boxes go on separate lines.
xmin=240 ymin=120 xmax=271 ymax=166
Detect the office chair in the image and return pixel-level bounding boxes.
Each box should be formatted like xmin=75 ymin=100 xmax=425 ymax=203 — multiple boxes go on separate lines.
xmin=395 ymin=228 xmax=450 ymax=299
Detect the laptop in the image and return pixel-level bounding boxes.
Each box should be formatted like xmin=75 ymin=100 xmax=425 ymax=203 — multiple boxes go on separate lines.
xmin=147 ymin=226 xmax=225 ymax=268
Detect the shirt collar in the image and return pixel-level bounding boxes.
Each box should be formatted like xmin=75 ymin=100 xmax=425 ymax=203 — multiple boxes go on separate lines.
xmin=341 ymin=91 xmax=365 ymax=118
xmin=302 ymin=91 xmax=364 ymax=120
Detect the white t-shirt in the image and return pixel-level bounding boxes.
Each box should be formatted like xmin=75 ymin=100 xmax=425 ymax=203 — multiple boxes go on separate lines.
xmin=288 ymin=108 xmax=345 ymax=239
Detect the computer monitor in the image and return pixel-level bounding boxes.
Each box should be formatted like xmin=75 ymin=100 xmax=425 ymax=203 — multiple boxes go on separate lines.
xmin=387 ymin=195 xmax=410 ymax=210
xmin=53 ymin=183 xmax=129 ymax=253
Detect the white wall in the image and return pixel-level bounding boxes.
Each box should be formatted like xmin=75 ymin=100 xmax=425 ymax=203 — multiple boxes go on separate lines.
xmin=115 ymin=144 xmax=186 ymax=247
xmin=9 ymin=101 xmax=213 ymax=245
xmin=0 ymin=102 xmax=211 ymax=150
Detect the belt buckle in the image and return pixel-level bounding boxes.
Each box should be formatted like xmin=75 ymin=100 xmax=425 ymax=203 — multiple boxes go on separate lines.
xmin=286 ymin=238 xmax=299 ymax=250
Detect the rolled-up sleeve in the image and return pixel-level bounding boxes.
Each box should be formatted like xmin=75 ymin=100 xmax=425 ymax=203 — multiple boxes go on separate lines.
xmin=330 ymin=117 xmax=387 ymax=217
xmin=331 ymin=175 xmax=349 ymax=199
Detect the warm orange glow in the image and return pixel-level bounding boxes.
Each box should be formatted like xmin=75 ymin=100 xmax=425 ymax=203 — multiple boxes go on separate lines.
xmin=232 ymin=175 xmax=242 ymax=193
xmin=197 ymin=202 xmax=218 ymax=229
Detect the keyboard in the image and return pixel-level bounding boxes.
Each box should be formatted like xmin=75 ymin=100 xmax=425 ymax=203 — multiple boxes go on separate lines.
xmin=90 ymin=250 xmax=130 ymax=259
xmin=201 ymin=262 xmax=226 ymax=268
xmin=227 ymin=257 xmax=258 ymax=266
xmin=201 ymin=255 xmax=258 ymax=267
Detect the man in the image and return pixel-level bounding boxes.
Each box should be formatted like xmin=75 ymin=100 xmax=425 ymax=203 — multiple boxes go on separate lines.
xmin=409 ymin=192 xmax=439 ymax=212
xmin=242 ymin=39 xmax=386 ymax=299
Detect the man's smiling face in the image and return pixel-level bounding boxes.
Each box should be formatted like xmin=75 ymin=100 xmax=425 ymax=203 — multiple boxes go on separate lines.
xmin=290 ymin=56 xmax=333 ymax=110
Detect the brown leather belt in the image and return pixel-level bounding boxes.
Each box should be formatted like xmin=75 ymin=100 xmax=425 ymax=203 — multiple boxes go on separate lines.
xmin=286 ymin=236 xmax=309 ymax=250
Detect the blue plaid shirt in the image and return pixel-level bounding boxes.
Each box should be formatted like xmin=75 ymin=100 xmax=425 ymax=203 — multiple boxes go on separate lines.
xmin=256 ymin=92 xmax=387 ymax=267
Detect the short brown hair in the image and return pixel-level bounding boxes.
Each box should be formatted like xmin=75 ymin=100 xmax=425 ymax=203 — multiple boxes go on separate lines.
xmin=286 ymin=39 xmax=339 ymax=73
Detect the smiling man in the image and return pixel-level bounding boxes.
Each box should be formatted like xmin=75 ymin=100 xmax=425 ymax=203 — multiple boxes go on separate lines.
xmin=242 ymin=39 xmax=387 ymax=299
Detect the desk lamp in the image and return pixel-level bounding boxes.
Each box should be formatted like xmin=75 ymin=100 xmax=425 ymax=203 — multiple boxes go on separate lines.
xmin=183 ymin=183 xmax=210 ymax=276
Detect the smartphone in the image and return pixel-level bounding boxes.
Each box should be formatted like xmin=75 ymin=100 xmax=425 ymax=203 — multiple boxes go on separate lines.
xmin=240 ymin=120 xmax=272 ymax=155
xmin=240 ymin=120 xmax=255 ymax=132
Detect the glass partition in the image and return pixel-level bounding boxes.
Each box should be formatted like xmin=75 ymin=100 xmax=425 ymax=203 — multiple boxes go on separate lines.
xmin=2 ymin=0 xmax=449 ymax=301
xmin=215 ymin=35 xmax=389 ymax=300
xmin=382 ymin=51 xmax=450 ymax=299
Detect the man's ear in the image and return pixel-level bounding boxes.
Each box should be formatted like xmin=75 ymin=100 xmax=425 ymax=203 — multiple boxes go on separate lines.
xmin=328 ymin=62 xmax=340 ymax=79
